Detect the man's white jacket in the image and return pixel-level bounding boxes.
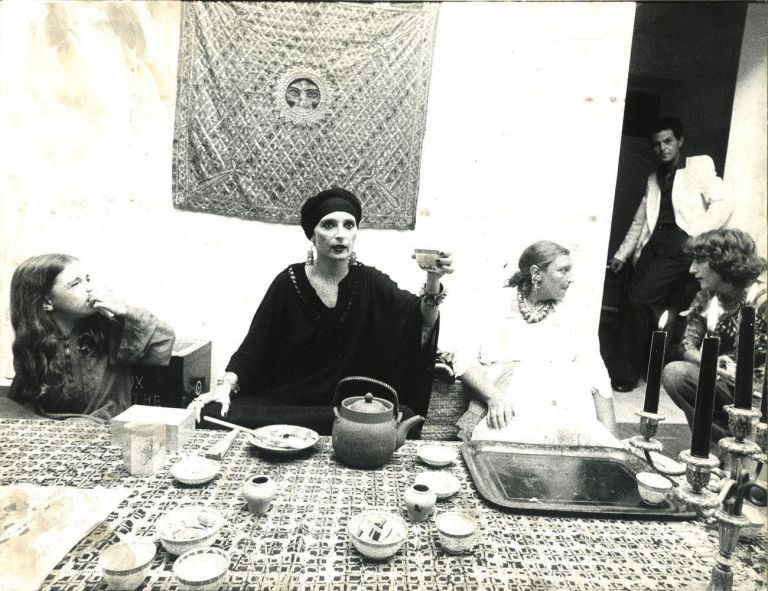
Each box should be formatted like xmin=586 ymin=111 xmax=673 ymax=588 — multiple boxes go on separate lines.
xmin=614 ymin=155 xmax=732 ymax=264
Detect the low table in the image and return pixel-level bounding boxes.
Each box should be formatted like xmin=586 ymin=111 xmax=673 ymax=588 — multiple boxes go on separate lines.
xmin=0 ymin=419 xmax=764 ymax=590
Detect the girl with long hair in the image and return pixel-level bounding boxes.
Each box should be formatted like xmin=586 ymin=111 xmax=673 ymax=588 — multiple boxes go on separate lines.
xmin=8 ymin=253 xmax=175 ymax=420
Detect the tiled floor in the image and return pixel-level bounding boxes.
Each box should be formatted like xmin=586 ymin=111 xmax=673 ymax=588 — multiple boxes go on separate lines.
xmin=612 ymin=380 xmax=687 ymax=424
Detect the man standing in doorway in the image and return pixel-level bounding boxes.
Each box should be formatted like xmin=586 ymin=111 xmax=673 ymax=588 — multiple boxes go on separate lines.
xmin=608 ymin=117 xmax=733 ymax=391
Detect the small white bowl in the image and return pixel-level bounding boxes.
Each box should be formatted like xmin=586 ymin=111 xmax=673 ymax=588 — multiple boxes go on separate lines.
xmin=348 ymin=510 xmax=408 ymax=560
xmin=100 ymin=539 xmax=156 ymax=590
xmin=171 ymin=456 xmax=221 ymax=486
xmin=156 ymin=507 xmax=224 ymax=555
xmin=173 ymin=547 xmax=230 ymax=591
xmin=417 ymin=444 xmax=458 ymax=467
xmin=636 ymin=472 xmax=673 ymax=505
xmin=414 ymin=472 xmax=460 ymax=500
xmin=435 ymin=511 xmax=478 ymax=554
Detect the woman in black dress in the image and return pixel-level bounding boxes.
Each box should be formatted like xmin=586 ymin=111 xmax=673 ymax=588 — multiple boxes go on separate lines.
xmin=191 ymin=188 xmax=453 ymax=434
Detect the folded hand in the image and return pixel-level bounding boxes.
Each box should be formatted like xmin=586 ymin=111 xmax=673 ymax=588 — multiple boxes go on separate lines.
xmin=86 ymin=289 xmax=128 ymax=319
xmin=716 ymin=355 xmax=736 ymax=385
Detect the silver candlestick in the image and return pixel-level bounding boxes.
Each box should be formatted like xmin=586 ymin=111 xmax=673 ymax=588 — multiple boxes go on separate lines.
xmin=636 ymin=406 xmax=765 ymax=591
xmin=628 ymin=410 xmax=665 ymax=458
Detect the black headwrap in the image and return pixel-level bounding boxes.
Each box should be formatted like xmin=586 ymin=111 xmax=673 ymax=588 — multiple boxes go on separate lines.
xmin=300 ymin=188 xmax=363 ymax=239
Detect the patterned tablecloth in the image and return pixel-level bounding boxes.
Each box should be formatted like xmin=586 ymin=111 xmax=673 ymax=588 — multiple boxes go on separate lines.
xmin=0 ymin=420 xmax=764 ymax=591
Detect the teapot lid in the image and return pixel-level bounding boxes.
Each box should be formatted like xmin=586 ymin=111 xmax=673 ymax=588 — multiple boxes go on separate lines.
xmin=345 ymin=393 xmax=392 ymax=414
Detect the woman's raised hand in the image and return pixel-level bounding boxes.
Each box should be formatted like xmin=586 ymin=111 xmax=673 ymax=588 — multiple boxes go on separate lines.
xmin=412 ymin=250 xmax=454 ymax=277
xmin=86 ymin=288 xmax=127 ymax=319
xmin=430 ymin=251 xmax=454 ymax=277
xmin=716 ymin=355 xmax=736 ymax=385
xmin=188 ymin=382 xmax=232 ymax=423
xmin=486 ymin=394 xmax=515 ymax=430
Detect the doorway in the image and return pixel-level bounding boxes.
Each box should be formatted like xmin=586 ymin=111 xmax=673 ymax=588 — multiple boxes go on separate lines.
xmin=599 ymin=2 xmax=747 ymax=366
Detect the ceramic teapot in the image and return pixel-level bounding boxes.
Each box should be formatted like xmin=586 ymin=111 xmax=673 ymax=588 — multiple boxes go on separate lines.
xmin=332 ymin=376 xmax=424 ymax=469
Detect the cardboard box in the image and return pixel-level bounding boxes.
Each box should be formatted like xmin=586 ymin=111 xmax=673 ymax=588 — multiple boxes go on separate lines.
xmin=131 ymin=339 xmax=212 ymax=408
xmin=111 ymin=405 xmax=195 ymax=451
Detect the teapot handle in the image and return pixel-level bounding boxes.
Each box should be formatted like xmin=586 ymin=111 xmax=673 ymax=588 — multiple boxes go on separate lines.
xmin=332 ymin=376 xmax=399 ymax=417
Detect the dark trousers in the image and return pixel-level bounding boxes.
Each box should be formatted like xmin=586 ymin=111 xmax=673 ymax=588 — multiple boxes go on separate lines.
xmin=662 ymin=360 xmax=733 ymax=446
xmin=610 ymin=226 xmax=698 ymax=383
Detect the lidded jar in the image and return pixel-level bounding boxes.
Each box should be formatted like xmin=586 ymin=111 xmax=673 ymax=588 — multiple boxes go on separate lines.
xmin=404 ymin=482 xmax=437 ymax=522
xmin=242 ymin=475 xmax=277 ymax=515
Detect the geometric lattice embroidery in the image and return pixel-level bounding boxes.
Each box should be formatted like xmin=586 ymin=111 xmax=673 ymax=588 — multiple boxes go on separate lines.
xmin=173 ymin=2 xmax=440 ymax=229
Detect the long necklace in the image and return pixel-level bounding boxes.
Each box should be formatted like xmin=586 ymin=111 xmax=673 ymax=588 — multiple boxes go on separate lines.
xmin=517 ymin=288 xmax=554 ymax=324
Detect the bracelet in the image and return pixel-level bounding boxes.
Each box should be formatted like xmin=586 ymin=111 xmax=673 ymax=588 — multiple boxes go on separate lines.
xmin=217 ymin=374 xmax=240 ymax=394
xmin=419 ymin=283 xmax=447 ymax=307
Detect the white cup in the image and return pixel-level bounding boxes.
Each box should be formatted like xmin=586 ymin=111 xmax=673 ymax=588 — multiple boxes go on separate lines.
xmin=414 ymin=249 xmax=442 ymax=271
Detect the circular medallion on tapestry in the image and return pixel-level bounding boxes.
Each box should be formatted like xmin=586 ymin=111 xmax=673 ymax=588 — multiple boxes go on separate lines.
xmin=274 ymin=68 xmax=334 ymax=125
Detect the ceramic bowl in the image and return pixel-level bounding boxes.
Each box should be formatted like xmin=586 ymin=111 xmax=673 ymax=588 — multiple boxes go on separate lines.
xmin=414 ymin=472 xmax=460 ymax=500
xmin=636 ymin=472 xmax=673 ymax=505
xmin=171 ymin=456 xmax=221 ymax=486
xmin=417 ymin=444 xmax=458 ymax=468
xmin=435 ymin=511 xmax=479 ymax=554
xmin=156 ymin=507 xmax=224 ymax=555
xmin=173 ymin=547 xmax=230 ymax=591
xmin=99 ymin=539 xmax=156 ymax=590
xmin=348 ymin=510 xmax=408 ymax=560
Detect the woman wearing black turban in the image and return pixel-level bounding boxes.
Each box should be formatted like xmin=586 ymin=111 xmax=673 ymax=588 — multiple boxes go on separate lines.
xmin=190 ymin=188 xmax=453 ymax=435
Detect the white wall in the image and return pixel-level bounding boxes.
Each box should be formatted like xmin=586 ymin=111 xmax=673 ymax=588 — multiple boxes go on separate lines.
xmin=725 ymin=3 xmax=768 ymax=257
xmin=0 ymin=2 xmax=636 ymax=378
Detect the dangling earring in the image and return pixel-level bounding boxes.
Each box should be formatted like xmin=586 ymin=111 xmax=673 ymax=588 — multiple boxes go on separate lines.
xmin=306 ymin=247 xmax=315 ymax=266
xmin=349 ymin=251 xmax=357 ymax=264
xmin=43 ymin=302 xmax=53 ymax=312
xmin=532 ymin=277 xmax=541 ymax=293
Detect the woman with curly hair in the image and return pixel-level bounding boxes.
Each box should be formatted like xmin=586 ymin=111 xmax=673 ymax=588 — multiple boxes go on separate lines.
xmin=8 ymin=253 xmax=175 ymax=421
xmin=662 ymin=228 xmax=767 ymax=446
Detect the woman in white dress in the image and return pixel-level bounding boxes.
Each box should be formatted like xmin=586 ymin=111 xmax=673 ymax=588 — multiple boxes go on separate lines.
xmin=454 ymin=241 xmax=620 ymax=447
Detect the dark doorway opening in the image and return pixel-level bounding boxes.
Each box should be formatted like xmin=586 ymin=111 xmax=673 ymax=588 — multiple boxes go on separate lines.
xmin=599 ymin=2 xmax=747 ymax=369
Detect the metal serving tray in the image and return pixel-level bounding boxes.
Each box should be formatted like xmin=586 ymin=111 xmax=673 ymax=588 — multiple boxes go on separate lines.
xmin=461 ymin=441 xmax=695 ymax=519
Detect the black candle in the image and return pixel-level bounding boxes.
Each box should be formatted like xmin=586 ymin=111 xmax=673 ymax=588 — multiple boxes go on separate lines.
xmin=761 ymin=354 xmax=767 ymax=423
xmin=643 ymin=328 xmax=667 ymax=414
xmin=734 ymin=304 xmax=755 ymax=409
xmin=691 ymin=335 xmax=720 ymax=458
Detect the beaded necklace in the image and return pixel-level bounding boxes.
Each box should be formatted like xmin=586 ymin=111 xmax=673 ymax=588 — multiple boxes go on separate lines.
xmin=516 ymin=288 xmax=555 ymax=324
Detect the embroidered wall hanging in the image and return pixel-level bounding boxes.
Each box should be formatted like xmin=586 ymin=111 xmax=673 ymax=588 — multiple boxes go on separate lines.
xmin=172 ymin=2 xmax=440 ymax=229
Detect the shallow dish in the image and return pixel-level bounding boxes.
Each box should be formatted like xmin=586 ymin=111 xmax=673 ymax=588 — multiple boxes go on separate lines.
xmin=173 ymin=547 xmax=230 ymax=591
xmin=636 ymin=472 xmax=673 ymax=505
xmin=156 ymin=506 xmax=224 ymax=555
xmin=647 ymin=451 xmax=686 ymax=476
xmin=348 ymin=510 xmax=408 ymax=560
xmin=247 ymin=424 xmax=319 ymax=455
xmin=414 ymin=472 xmax=460 ymax=500
xmin=171 ymin=456 xmax=221 ymax=486
xmin=417 ymin=444 xmax=458 ymax=467
xmin=435 ymin=511 xmax=479 ymax=554
xmin=100 ymin=539 xmax=156 ymax=590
